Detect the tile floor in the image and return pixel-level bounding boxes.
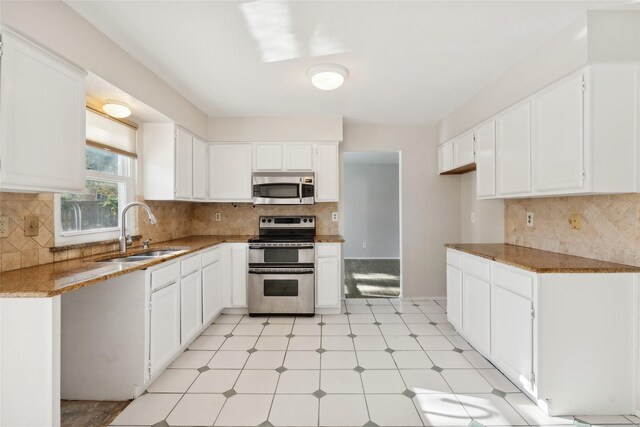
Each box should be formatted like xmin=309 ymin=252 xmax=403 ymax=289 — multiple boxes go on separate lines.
xmin=110 ymin=298 xmax=640 ymax=427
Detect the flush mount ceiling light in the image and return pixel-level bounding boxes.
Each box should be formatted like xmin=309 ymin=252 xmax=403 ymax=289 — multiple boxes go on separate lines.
xmin=102 ymin=100 xmax=132 ymax=119
xmin=307 ymin=64 xmax=349 ymax=91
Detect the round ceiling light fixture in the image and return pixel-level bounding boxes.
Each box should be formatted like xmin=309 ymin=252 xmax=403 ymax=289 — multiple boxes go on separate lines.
xmin=307 ymin=64 xmax=349 ymax=91
xmin=102 ymin=100 xmax=132 ymax=119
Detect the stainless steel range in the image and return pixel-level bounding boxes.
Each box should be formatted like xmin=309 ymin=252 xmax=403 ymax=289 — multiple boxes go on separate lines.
xmin=247 ymin=216 xmax=316 ymax=316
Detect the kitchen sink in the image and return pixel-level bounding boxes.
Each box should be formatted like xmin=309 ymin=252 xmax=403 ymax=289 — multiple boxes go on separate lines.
xmin=134 ymin=249 xmax=182 ymax=257
xmin=97 ymin=249 xmax=185 ymax=263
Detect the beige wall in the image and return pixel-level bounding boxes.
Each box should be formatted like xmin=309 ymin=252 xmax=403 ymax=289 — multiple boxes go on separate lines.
xmin=209 ymin=117 xmax=343 ymax=142
xmin=340 ymin=123 xmax=460 ymax=299
xmin=460 ymin=172 xmax=504 ymax=243
xmin=1 ymin=0 xmax=209 ymax=138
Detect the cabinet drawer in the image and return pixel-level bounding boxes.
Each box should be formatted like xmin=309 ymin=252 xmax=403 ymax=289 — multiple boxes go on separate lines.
xmin=492 ymin=264 xmax=533 ymax=299
xmin=317 ymin=244 xmax=339 ymax=258
xmin=151 ymin=262 xmax=180 ymax=291
xmin=446 ymin=249 xmax=462 ymax=269
xmin=464 ymin=255 xmax=490 ymax=282
xmin=181 ymin=255 xmax=202 ymax=277
xmin=202 ymin=247 xmax=221 ymax=267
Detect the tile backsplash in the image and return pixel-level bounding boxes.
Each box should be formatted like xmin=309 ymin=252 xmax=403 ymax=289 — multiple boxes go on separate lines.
xmin=0 ymin=192 xmax=339 ymax=272
xmin=505 ymin=194 xmax=640 ymax=267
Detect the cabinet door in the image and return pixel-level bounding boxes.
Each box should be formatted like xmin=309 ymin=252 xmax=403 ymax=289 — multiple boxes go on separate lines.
xmin=316 ymin=257 xmax=341 ymax=307
xmin=254 ymin=144 xmax=283 ymax=171
xmin=496 ymin=102 xmax=531 ymax=195
xmin=0 ymin=30 xmax=86 ymax=193
xmin=463 ymin=275 xmax=491 ymax=355
xmin=181 ymin=272 xmax=202 ymax=344
xmin=175 ymin=128 xmax=193 ymax=199
xmin=475 ymin=121 xmax=496 ymax=197
xmin=220 ymin=245 xmax=233 ymax=308
xmin=231 ymin=244 xmax=248 ymax=307
xmin=316 ymin=144 xmax=339 ymax=201
xmin=453 ymin=131 xmax=475 ymax=167
xmin=438 ymin=142 xmax=454 ymax=173
xmin=202 ymin=260 xmax=222 ymax=324
xmin=209 ymin=144 xmax=252 ymax=201
xmin=285 ymin=144 xmax=314 ymax=171
xmin=492 ymin=285 xmax=533 ymax=390
xmin=149 ymin=282 xmax=181 ymax=377
xmin=533 ymin=73 xmax=585 ymax=192
xmin=446 ymin=265 xmax=462 ymax=330
xmin=192 ymin=137 xmax=208 ymax=200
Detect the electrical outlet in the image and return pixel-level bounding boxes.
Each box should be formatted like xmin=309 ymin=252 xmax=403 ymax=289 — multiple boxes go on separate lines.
xmin=331 ymin=212 xmax=338 ymax=222
xmin=362 ymin=242 xmax=367 ymax=249
xmin=526 ymin=212 xmax=534 ymax=227
xmin=570 ymin=213 xmax=581 ymax=230
xmin=0 ymin=215 xmax=8 ymax=238
xmin=24 ymin=216 xmax=39 ymax=237
xmin=215 ymin=212 xmax=221 ymax=222
xmin=470 ymin=212 xmax=476 ymax=223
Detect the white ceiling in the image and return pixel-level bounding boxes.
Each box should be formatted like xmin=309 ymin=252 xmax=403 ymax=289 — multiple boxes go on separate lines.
xmin=67 ymin=1 xmax=626 ymax=125
xmin=344 ymin=152 xmax=399 ymax=165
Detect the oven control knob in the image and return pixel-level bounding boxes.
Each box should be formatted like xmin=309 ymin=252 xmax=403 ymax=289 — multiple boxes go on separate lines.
xmin=303 ymin=218 xmax=307 ymax=223
xmin=267 ymin=219 xmax=272 ymax=223
xmin=309 ymin=218 xmax=313 ymax=222
xmin=261 ymin=218 xmax=266 ymax=223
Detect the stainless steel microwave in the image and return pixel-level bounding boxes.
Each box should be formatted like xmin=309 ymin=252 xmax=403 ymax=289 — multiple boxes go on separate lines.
xmin=252 ymin=172 xmax=315 ymax=205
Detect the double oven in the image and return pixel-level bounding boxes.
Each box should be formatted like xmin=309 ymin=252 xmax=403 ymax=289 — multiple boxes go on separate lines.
xmin=248 ymin=216 xmax=316 ymax=316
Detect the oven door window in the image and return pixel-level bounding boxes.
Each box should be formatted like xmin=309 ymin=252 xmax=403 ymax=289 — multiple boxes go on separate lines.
xmin=255 ymin=183 xmax=299 ymax=199
xmin=264 ymin=279 xmax=299 ymax=297
xmin=263 ymin=248 xmax=299 ymax=263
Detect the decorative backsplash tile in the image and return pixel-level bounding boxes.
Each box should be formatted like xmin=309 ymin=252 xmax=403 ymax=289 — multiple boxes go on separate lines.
xmin=505 ymin=194 xmax=640 ymax=267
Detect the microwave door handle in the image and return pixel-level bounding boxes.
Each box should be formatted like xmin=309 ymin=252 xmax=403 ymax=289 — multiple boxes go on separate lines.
xmin=299 ymin=178 xmax=303 ymax=204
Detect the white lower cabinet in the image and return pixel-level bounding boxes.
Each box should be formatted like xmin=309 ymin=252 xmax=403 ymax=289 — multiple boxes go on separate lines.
xmin=315 ymin=243 xmax=343 ymax=310
xmin=230 ymin=244 xmax=248 ymax=307
xmin=149 ymin=281 xmax=181 ymax=378
xmin=462 ymin=273 xmax=491 ymax=356
xmin=445 ymin=265 xmax=463 ymax=330
xmin=202 ymin=249 xmax=223 ymax=324
xmin=180 ymin=271 xmax=202 ymax=345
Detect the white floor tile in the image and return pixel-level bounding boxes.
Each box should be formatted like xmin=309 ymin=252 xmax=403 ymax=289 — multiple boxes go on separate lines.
xmin=350 ymin=324 xmax=382 ymax=336
xmin=202 ymin=323 xmax=235 ymax=335
xmin=457 ymin=393 xmax=527 ymax=426
xmin=208 ymin=351 xmax=249 ymax=369
xmin=244 ymin=350 xmax=285 ymax=369
xmin=239 ymin=315 xmax=267 ymax=324
xmin=269 ymin=394 xmax=319 ymax=426
xmin=188 ymin=369 xmax=240 ymax=393
xmin=625 ymin=415 xmax=640 ymax=423
xmin=361 ymin=370 xmax=406 ymax=393
xmin=276 ymin=369 xmax=319 ymax=393
xmin=401 ymin=369 xmax=452 ymax=394
xmin=392 ymin=351 xmax=433 ymax=369
xmin=446 ymin=335 xmax=473 ymax=350
xmin=462 ymin=350 xmax=494 ymax=369
xmin=284 ymin=350 xmax=320 ymax=369
xmin=147 ymin=369 xmax=199 ymax=393
xmin=293 ymin=324 xmax=322 ymax=335
xmin=232 ymin=324 xmax=264 ymax=335
xmin=320 ymin=394 xmax=369 ymax=426
xmin=401 ymin=314 xmax=429 ymax=323
xmin=367 ymin=394 xmax=423 ymax=426
xmin=420 ymin=305 xmax=446 ymax=314
xmin=323 ymin=314 xmax=350 ymax=324
xmin=371 ymin=305 xmax=397 ymax=313
xmin=437 ymin=324 xmax=458 ymax=335
xmin=110 ymin=393 xmax=181 ymax=425
xmin=441 ymin=369 xmax=494 ymax=393
xmin=214 ymin=394 xmax=272 ymax=426
xmin=385 ymin=336 xmax=422 ymax=350
xmin=426 ymin=351 xmax=473 ymax=368
xmin=576 ymin=415 xmax=633 ymax=425
xmin=322 ymin=336 xmax=354 ymax=350
xmin=417 ymin=336 xmax=455 ymax=350
xmin=477 ymin=368 xmax=520 ymax=393
xmin=380 ymin=324 xmax=412 ymax=335
xmin=393 ymin=305 xmax=423 ymax=314
xmin=354 ymin=336 xmax=387 ymax=350
xmin=321 ymin=369 xmax=363 ymax=393
xmin=166 ymin=394 xmax=225 ymax=426
xmin=169 ymin=350 xmax=215 ymax=369
xmin=357 ymin=351 xmax=397 ymax=369
xmin=214 ymin=314 xmax=243 ymax=324
xmin=414 ymin=393 xmax=471 ymax=426
xmin=294 ymin=315 xmax=322 ymax=324
xmin=234 ymin=369 xmax=279 ymax=393
xmin=255 ymin=336 xmax=289 ymax=350
xmin=288 ymin=336 xmax=321 ymax=350
xmin=267 ymin=316 xmax=295 ymax=324
xmin=218 ymin=336 xmax=258 ymax=351
xmin=346 ymin=298 xmax=368 ymax=305
xmin=348 ymin=313 xmax=376 ymax=323
xmin=261 ymin=324 xmax=292 ymax=335
xmin=188 ymin=335 xmax=225 ymax=350
xmin=408 ymin=323 xmax=442 ymax=336
xmin=322 ymin=324 xmax=351 ymax=335
xmin=427 ymin=313 xmax=450 ymax=323
xmin=368 ymin=298 xmax=392 ymax=305
xmin=505 ymin=393 xmax=574 ymax=425
xmin=346 ymin=305 xmax=373 ymax=314
xmin=321 ymin=351 xmax=358 ymax=369
xmin=374 ymin=313 xmax=404 ymax=324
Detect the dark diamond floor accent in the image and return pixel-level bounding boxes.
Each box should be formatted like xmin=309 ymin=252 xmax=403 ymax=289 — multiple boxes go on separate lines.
xmin=247 ymin=348 xmax=258 ymax=354
xmin=409 ymin=333 xmax=418 ymax=338
xmin=347 ymin=333 xmax=357 ymax=338
xmin=344 ymin=311 xmax=351 ymax=315
xmin=491 ymin=389 xmax=507 ymax=398
xmin=151 ymin=421 xmax=169 ymax=427
xmin=431 ymin=365 xmax=443 ymax=372
xmin=395 ymin=311 xmax=402 ymax=315
xmin=353 ymin=366 xmax=365 ymax=373
xmin=258 ymin=421 xmax=274 ymax=427
xmin=453 ymin=347 xmax=463 ymax=353
xmin=384 ymin=348 xmax=395 ymax=354
xmin=373 ymin=322 xmax=382 ymax=326
xmin=429 ymin=322 xmax=437 ymax=326
xmin=469 ymin=421 xmax=485 ymax=427
xmin=223 ymin=389 xmax=237 ymax=398
xmin=197 ymin=366 xmax=210 ymax=373
xmin=224 ymin=333 xmax=234 ymax=338
xmin=275 ymin=366 xmax=288 ymax=373
xmin=318 ymin=322 xmax=326 ymax=326
xmin=262 ymin=322 xmax=270 ymax=326
xmin=413 ymin=303 xmax=420 ymax=307
xmin=402 ymin=389 xmax=416 ymax=398
xmin=286 ymin=333 xmax=295 ymax=338
xmin=312 ymin=389 xmax=327 ymax=398
xmin=316 ymin=348 xmax=327 ymax=354
xmin=366 ymin=303 xmax=372 ymax=307
xmin=363 ymin=421 xmax=380 ymax=427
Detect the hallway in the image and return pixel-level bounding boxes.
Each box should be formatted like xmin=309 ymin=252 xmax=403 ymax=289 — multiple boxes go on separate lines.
xmin=345 ymin=259 xmax=400 ymax=298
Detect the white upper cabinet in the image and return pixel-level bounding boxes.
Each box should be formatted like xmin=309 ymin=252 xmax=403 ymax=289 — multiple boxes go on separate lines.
xmin=174 ymin=127 xmax=193 ymax=199
xmin=254 ymin=142 xmax=315 ymax=172
xmin=316 ymin=143 xmax=339 ymax=202
xmin=475 ymin=121 xmax=496 ymax=198
xmin=209 ymin=144 xmax=252 ymax=201
xmin=532 ymin=72 xmax=585 ymax=193
xmin=496 ymin=101 xmax=531 ymax=196
xmin=285 ymin=144 xmax=314 ymax=171
xmin=437 ymin=142 xmax=454 ymax=173
xmin=254 ymin=144 xmax=283 ymax=171
xmin=453 ymin=131 xmax=475 ymax=168
xmin=192 ymin=137 xmax=208 ymax=200
xmin=0 ymin=29 xmax=86 ymax=193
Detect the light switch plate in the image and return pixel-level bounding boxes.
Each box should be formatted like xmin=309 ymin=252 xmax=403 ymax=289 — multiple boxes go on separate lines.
xmin=470 ymin=212 xmax=476 ymax=223
xmin=0 ymin=215 xmax=9 ymax=238
xmin=331 ymin=212 xmax=338 ymax=222
xmin=24 ymin=216 xmax=39 ymax=237
xmin=526 ymin=212 xmax=534 ymax=227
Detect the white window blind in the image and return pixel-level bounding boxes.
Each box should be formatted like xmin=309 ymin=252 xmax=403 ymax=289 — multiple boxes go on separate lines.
xmin=86 ymin=109 xmax=138 ymax=157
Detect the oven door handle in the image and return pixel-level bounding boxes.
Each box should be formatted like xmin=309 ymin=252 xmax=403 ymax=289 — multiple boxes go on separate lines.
xmin=299 ymin=178 xmax=303 ymax=204
xmin=248 ymin=245 xmax=315 ymax=250
xmin=249 ymin=269 xmax=314 ymax=275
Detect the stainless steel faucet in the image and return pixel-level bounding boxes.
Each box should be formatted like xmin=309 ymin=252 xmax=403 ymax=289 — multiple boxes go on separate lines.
xmin=119 ymin=202 xmax=158 ymax=253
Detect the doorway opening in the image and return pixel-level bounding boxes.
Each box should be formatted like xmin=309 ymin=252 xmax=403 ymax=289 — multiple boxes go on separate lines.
xmin=343 ymin=151 xmax=402 ymax=298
